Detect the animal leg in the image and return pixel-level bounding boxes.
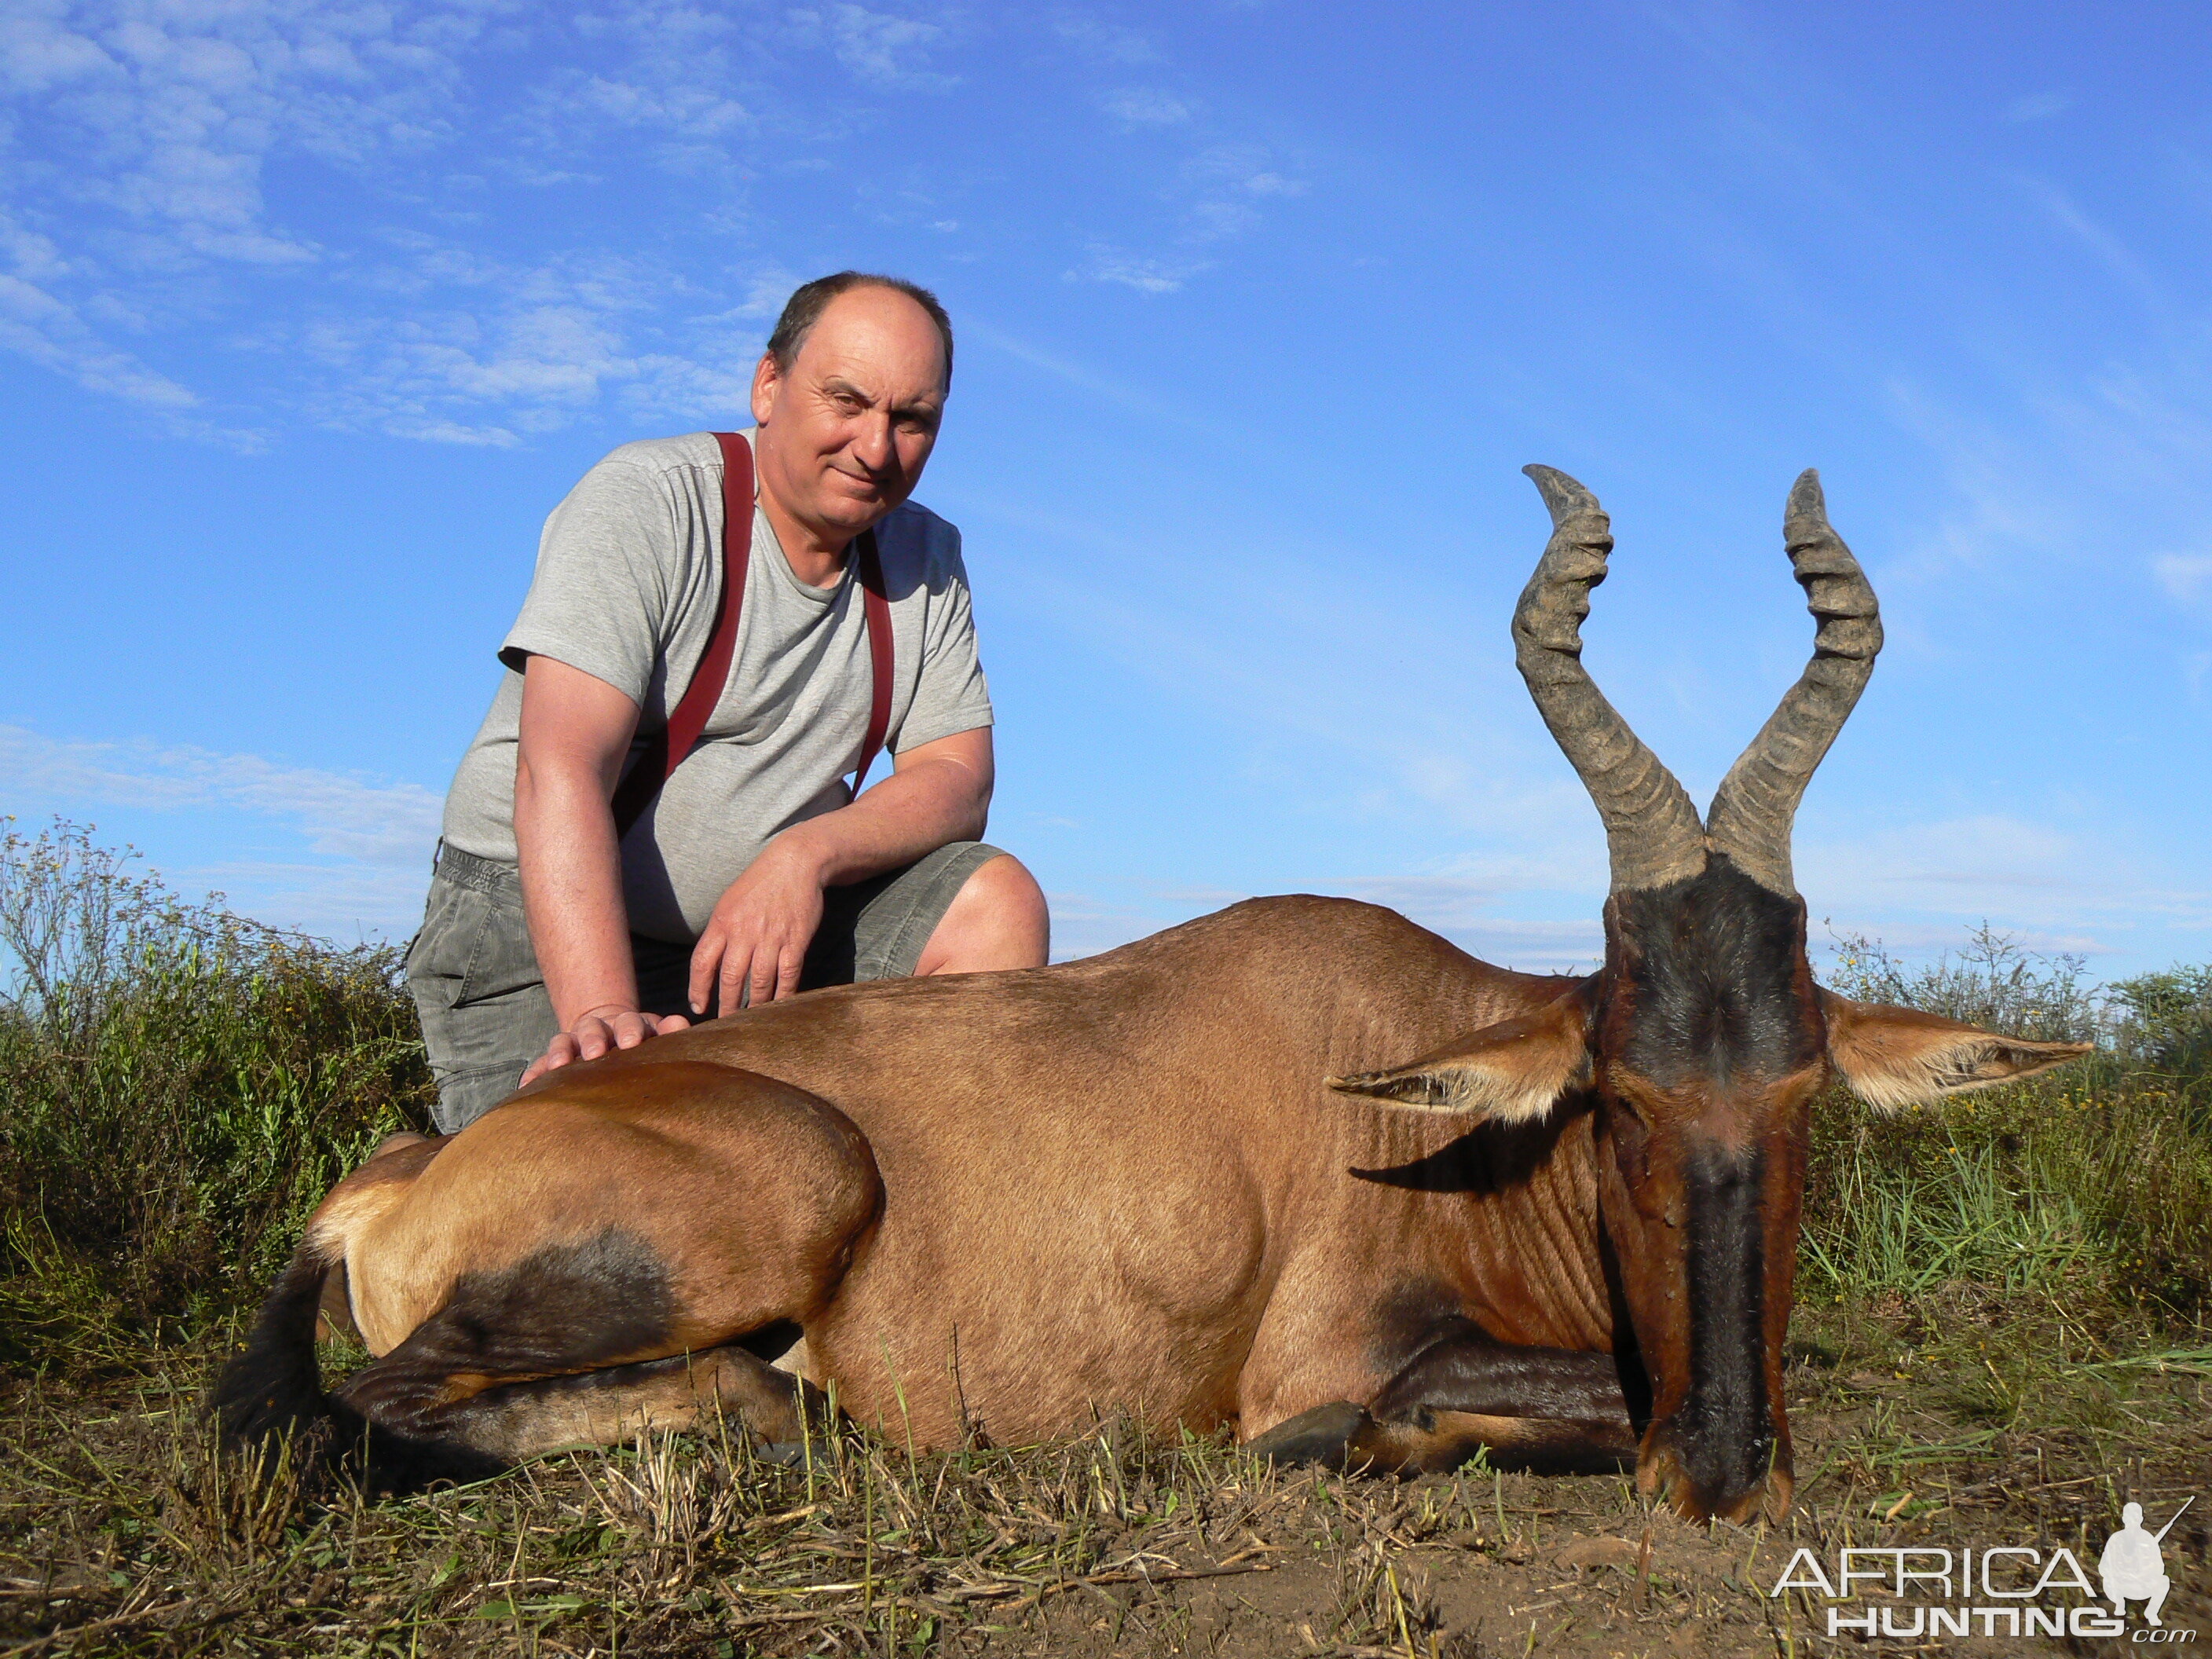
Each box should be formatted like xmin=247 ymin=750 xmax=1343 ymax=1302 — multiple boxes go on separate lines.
xmin=1247 ymin=1320 xmax=1637 ymax=1476
xmin=394 ymin=1344 xmax=829 ymax=1465
xmin=327 ymin=1222 xmax=839 ymax=1485
xmin=331 ymin=1307 xmax=830 ymax=1485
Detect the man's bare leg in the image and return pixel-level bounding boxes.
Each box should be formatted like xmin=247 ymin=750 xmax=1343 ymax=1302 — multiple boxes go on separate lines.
xmin=915 ymin=854 xmax=1049 ymax=974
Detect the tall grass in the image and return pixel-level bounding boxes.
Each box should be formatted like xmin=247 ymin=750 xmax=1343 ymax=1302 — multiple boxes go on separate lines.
xmin=0 ymin=820 xmax=432 ymax=1369
xmin=1803 ymin=927 xmax=2212 ymax=1321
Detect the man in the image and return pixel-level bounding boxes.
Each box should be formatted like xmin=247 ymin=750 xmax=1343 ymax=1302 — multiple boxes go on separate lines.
xmin=408 ymin=272 xmax=1049 ymax=1133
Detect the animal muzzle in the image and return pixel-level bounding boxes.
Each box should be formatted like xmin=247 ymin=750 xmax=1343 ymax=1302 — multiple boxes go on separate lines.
xmin=1623 ymin=1138 xmax=1799 ymax=1523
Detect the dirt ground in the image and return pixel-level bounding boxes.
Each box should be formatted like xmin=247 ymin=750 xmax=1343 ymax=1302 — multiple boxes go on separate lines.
xmin=3 ymin=1307 xmax=2207 ymax=1657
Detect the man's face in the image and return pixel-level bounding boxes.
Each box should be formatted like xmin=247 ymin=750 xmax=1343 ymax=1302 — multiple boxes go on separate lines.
xmin=752 ymin=285 xmax=947 ymax=542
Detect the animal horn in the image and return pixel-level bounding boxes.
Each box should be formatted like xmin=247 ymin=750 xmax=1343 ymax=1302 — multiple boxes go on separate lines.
xmin=1703 ymin=470 xmax=1883 ymax=894
xmin=1515 ymin=465 xmax=1707 ymax=892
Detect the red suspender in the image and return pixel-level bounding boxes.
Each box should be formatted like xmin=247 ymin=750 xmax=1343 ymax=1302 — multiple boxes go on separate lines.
xmin=609 ymin=431 xmax=894 ymax=839
xmin=853 ymin=527 xmax=894 ymax=797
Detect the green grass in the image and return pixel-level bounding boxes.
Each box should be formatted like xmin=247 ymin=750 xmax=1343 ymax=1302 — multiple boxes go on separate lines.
xmin=2 ymin=823 xmax=2208 ymax=1654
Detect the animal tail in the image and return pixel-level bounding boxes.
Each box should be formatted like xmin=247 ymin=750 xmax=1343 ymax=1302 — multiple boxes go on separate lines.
xmin=209 ymin=1233 xmax=348 ymax=1459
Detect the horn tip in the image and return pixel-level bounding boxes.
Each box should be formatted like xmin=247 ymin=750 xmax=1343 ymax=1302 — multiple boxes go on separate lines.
xmin=1787 ymin=468 xmax=1827 ymax=519
xmin=1523 ymin=463 xmax=1599 ymax=521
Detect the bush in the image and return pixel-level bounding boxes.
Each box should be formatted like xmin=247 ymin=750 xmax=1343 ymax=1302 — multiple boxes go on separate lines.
xmin=0 ymin=820 xmax=433 ymax=1371
xmin=1805 ymin=925 xmax=2212 ymax=1322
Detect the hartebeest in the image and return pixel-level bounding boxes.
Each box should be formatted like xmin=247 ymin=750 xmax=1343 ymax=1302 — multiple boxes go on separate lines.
xmin=217 ymin=467 xmax=2086 ymax=1522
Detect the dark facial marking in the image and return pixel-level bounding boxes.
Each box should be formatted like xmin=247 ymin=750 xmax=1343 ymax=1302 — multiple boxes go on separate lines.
xmin=1668 ymin=1141 xmax=1776 ymax=1505
xmin=1607 ymin=855 xmax=1819 ymax=1090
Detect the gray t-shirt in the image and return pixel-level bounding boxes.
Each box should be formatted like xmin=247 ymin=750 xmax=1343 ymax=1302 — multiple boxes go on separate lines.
xmin=441 ymin=430 xmax=994 ymax=944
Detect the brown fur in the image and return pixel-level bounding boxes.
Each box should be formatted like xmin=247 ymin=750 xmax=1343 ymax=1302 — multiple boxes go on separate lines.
xmin=305 ymin=899 xmax=1610 ymax=1460
xmin=241 ymin=892 xmax=2082 ymax=1513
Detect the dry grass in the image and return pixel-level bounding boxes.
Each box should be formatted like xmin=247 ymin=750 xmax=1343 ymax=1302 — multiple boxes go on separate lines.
xmin=2 ymin=1302 xmax=2207 ymax=1657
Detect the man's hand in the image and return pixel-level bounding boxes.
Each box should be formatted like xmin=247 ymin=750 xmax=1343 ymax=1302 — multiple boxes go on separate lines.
xmin=690 ymin=837 xmax=827 ymax=1013
xmin=519 ymin=1003 xmax=693 ymax=1089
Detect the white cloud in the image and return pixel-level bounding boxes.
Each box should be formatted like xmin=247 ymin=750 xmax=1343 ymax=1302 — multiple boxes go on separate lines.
xmin=1074 ymin=245 xmax=1210 ymax=294
xmin=2004 ymin=90 xmax=2073 ymax=123
xmin=0 ymin=269 xmax=196 ymax=406
xmin=0 ymin=723 xmax=443 ymax=869
xmin=1101 ymin=88 xmax=1188 ymax=126
xmin=0 ymin=722 xmax=447 ymax=938
xmin=1050 ymin=12 xmax=1155 ymax=65
xmin=1798 ymin=814 xmax=2212 ymax=943
xmin=2155 ymin=552 xmax=2212 ymax=608
xmin=789 ymin=3 xmax=955 ymax=90
xmin=0 ymin=0 xmax=1303 ymax=436
xmin=279 ymin=247 xmax=760 ymax=441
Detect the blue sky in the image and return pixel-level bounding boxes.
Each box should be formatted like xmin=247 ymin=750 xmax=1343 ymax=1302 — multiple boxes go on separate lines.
xmin=3 ymin=1 xmax=2209 ymax=979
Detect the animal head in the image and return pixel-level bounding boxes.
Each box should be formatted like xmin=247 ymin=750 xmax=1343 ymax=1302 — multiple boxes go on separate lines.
xmin=1329 ymin=467 xmax=2086 ymax=1524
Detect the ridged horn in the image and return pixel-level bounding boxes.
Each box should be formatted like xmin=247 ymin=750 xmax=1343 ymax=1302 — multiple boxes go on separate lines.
xmin=1515 ymin=465 xmax=1708 ymax=893
xmin=1704 ymin=469 xmax=1883 ymax=894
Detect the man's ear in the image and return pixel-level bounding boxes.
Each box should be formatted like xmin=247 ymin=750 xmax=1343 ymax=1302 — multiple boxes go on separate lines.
xmin=751 ymin=350 xmax=782 ymax=426
xmin=1821 ymin=990 xmax=2092 ymax=1111
xmin=1327 ymin=984 xmax=1594 ymax=1122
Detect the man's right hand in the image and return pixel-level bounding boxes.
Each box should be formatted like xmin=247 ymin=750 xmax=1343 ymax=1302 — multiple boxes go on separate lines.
xmin=519 ymin=1003 xmax=692 ymax=1089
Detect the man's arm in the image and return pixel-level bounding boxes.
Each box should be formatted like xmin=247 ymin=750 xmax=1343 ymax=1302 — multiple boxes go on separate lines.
xmin=514 ymin=654 xmax=690 ymax=1085
xmin=688 ymin=726 xmax=994 ymax=1013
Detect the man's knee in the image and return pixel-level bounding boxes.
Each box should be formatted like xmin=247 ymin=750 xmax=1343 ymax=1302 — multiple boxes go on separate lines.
xmin=920 ymin=853 xmax=1049 ymax=973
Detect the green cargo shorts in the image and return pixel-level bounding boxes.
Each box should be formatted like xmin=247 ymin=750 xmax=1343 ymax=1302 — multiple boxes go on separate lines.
xmin=405 ymin=840 xmax=1007 ymax=1133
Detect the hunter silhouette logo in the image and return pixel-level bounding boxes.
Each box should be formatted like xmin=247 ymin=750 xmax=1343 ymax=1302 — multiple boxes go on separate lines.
xmin=2104 ymin=1499 xmax=2194 ymax=1628
xmin=1770 ymin=1496 xmax=2199 ymax=1642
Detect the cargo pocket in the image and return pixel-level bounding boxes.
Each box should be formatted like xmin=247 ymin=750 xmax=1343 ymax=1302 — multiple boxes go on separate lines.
xmin=405 ymin=874 xmax=493 ymax=992
xmin=453 ymin=881 xmax=543 ymax=1009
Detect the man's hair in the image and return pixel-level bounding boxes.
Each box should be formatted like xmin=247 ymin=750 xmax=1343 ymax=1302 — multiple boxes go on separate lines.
xmin=765 ymin=272 xmax=954 ymax=386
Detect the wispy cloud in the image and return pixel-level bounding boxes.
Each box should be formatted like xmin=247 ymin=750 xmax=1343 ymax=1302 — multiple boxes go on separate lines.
xmin=0 ymin=268 xmax=196 ymax=407
xmin=789 ymin=3 xmax=956 ymax=91
xmin=1071 ymin=245 xmax=1210 ymax=293
xmin=1 ymin=723 xmax=443 ymax=938
xmin=1799 ymin=814 xmax=2212 ymax=947
xmin=1050 ymin=12 xmax=1155 ymax=65
xmin=2155 ymin=553 xmax=2212 ymax=610
xmin=1 ymin=723 xmax=442 ymax=869
xmin=2003 ymin=90 xmax=2073 ymax=123
xmin=1101 ymin=88 xmax=1188 ymax=126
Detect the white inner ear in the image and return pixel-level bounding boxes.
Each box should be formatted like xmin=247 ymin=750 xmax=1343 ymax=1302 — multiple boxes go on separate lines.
xmin=1452 ymin=1051 xmax=1591 ymax=1122
xmin=1837 ymin=1036 xmax=2057 ymax=1112
xmin=1329 ymin=1045 xmax=1590 ymax=1122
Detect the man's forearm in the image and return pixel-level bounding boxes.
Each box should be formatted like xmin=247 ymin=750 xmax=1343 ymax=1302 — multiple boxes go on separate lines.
xmin=514 ymin=756 xmax=640 ymax=1027
xmin=773 ymin=756 xmax=989 ymax=888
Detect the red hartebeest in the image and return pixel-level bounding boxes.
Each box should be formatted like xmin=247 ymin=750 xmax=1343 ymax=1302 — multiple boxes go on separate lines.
xmin=216 ymin=467 xmax=2086 ymax=1522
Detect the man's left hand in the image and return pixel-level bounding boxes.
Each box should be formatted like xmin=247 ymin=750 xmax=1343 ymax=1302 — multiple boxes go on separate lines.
xmin=690 ymin=837 xmax=827 ymax=1013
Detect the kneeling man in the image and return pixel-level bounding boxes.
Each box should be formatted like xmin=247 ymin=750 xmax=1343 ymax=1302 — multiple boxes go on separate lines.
xmin=408 ymin=271 xmax=1049 ymax=1132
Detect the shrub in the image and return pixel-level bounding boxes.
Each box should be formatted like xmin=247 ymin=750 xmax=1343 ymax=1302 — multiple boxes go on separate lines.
xmin=1805 ymin=925 xmax=2212 ymax=1321
xmin=0 ymin=821 xmax=432 ymax=1371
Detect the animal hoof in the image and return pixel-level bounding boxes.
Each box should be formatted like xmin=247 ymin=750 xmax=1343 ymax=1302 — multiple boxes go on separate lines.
xmin=1245 ymin=1401 xmax=1372 ymax=1469
xmin=755 ymin=1441 xmax=809 ymax=1467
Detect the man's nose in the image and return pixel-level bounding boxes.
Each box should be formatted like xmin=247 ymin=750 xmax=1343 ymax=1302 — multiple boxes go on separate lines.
xmin=851 ymin=410 xmax=896 ymax=473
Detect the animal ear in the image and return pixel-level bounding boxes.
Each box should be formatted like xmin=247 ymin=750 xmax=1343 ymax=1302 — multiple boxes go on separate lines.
xmin=1820 ymin=991 xmax=2091 ymax=1111
xmin=1327 ymin=986 xmax=1594 ymax=1122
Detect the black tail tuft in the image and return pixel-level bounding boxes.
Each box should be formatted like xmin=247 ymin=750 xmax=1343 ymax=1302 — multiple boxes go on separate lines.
xmin=210 ymin=1241 xmax=336 ymax=1459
